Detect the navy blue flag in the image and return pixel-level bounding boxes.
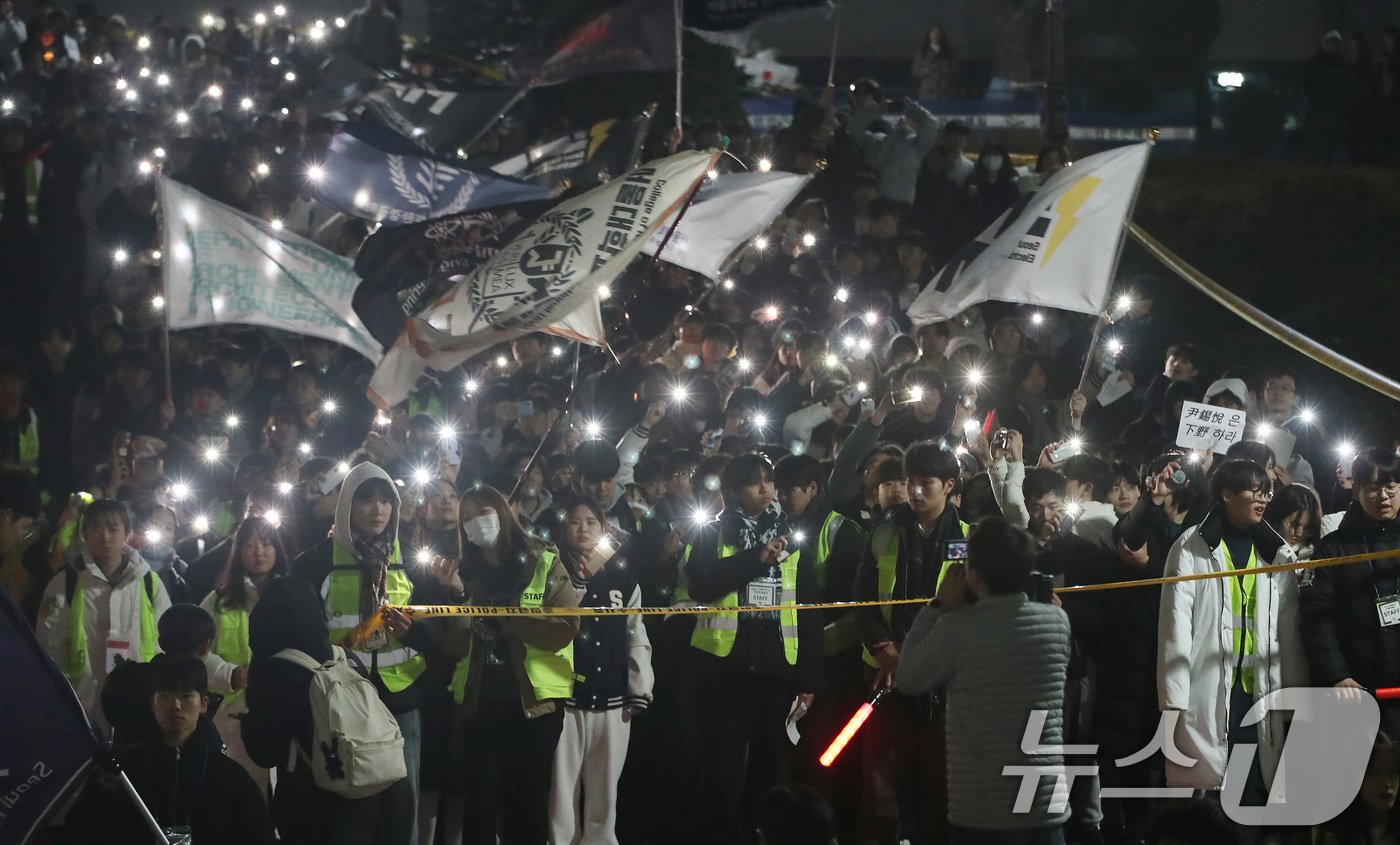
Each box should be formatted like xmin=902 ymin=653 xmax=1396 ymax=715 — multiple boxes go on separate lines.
xmin=352 ymin=201 xmax=549 ymax=349
xmin=507 ymin=0 xmax=677 ymax=87
xmin=684 ymin=0 xmax=831 ymax=31
xmin=0 ymin=590 xmax=100 ymax=845
xmin=358 ymin=78 xmax=523 ymax=155
xmin=314 ymin=123 xmax=555 ymax=226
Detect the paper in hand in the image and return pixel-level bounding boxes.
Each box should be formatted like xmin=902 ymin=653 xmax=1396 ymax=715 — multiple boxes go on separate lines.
xmin=785 ymin=696 xmax=810 ymax=746
xmin=1097 ymin=370 xmax=1133 ymax=406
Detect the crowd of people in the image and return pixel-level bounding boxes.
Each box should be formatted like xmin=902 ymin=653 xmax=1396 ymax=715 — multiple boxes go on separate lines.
xmin=3 ymin=4 xmax=1400 ymax=845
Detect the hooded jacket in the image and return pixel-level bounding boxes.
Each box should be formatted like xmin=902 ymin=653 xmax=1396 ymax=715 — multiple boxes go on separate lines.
xmin=292 ymin=461 xmax=441 ymax=713
xmin=37 ymin=547 xmax=172 ymax=720
xmin=1157 ymin=509 xmax=1307 ymax=792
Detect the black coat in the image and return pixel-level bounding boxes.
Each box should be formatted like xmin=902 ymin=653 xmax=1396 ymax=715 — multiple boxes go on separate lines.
xmin=853 ymin=503 xmax=967 ymax=651
xmin=242 ymin=575 xmax=415 ymax=845
xmin=1301 ymin=503 xmax=1400 ymax=689
xmin=66 ymin=718 xmax=272 ymax=845
xmin=683 ymin=512 xmax=824 ymax=693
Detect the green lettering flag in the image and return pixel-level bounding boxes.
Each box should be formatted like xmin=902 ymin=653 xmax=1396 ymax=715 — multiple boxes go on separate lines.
xmin=159 ymin=177 xmax=383 ymax=363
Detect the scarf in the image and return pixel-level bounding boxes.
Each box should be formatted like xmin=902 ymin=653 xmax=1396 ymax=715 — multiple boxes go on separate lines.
xmin=352 ymin=532 xmax=394 ymax=620
xmin=724 ymin=499 xmax=789 ymax=552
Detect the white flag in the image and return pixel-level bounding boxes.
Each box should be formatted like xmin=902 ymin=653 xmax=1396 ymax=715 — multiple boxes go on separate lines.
xmin=642 ymin=171 xmax=811 ymax=279
xmin=159 ymin=178 xmax=382 ymax=362
xmin=908 ymin=142 xmax=1151 ymax=325
xmin=368 ymin=149 xmax=719 ymax=408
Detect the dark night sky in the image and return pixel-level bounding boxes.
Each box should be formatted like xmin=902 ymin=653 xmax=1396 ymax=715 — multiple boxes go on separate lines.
xmin=35 ymin=0 xmax=1400 ymax=63
xmin=746 ymin=0 xmax=1400 ymax=60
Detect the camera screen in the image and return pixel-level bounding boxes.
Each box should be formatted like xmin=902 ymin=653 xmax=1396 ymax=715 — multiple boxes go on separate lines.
xmin=944 ymin=539 xmax=969 ymax=561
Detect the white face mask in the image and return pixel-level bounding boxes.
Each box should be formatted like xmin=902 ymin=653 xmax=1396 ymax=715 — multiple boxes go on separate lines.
xmin=983 ymin=155 xmax=1005 ymax=173
xmin=463 ymin=512 xmax=501 ymax=548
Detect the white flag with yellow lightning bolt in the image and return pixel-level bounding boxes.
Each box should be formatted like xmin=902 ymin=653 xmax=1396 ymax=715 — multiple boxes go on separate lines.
xmin=908 ymin=141 xmax=1152 ymax=325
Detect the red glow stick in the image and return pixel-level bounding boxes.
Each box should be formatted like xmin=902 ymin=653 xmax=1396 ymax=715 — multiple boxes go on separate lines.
xmin=820 ymin=689 xmax=886 ymax=767
xmin=1376 ymin=688 xmax=1400 ymax=699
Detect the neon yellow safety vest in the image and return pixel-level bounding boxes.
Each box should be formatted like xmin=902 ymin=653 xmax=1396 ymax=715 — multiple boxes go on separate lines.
xmin=449 ymin=551 xmax=576 ymax=704
xmin=672 ymin=539 xmax=695 ymax=606
xmin=17 ymin=409 xmax=38 ymax=475
xmin=211 ymin=599 xmax=253 ymax=706
xmin=861 ymin=518 xmax=970 ymax=668
xmin=1224 ymin=543 xmax=1258 ymax=694
xmin=326 ymin=541 xmax=427 ymax=693
xmin=0 ymin=159 xmax=41 ymax=226
xmin=814 ymin=511 xmax=865 ymax=656
xmin=212 ymin=503 xmax=238 ymax=539
xmin=49 ymin=492 xmax=93 ymax=561
xmin=689 ymin=542 xmax=801 ymax=665
xmin=408 ymin=392 xmax=443 ymax=419
xmin=66 ymin=570 xmax=158 ymax=682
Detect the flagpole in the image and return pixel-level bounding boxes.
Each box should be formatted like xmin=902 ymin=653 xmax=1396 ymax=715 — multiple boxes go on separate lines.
xmin=609 ymin=170 xmax=709 ymax=337
xmin=459 ymin=86 xmax=531 ymax=154
xmin=111 ymin=760 xmax=172 ymax=844
xmin=1075 ymin=314 xmax=1107 ymax=393
xmin=1076 ymin=133 xmax=1154 ymax=394
xmin=511 ymin=343 xmax=582 ymax=500
xmin=673 ymin=0 xmax=684 ymax=134
xmin=826 ymin=1 xmax=842 ymax=88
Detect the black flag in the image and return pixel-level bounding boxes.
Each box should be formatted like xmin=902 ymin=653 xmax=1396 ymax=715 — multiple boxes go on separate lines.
xmin=352 ymin=202 xmax=551 ymax=349
xmin=359 ymin=78 xmax=524 ymax=155
xmin=486 ymin=110 xmax=653 ymax=191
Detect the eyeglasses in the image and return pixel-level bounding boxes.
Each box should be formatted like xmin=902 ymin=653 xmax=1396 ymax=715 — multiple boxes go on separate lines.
xmin=1243 ymin=488 xmax=1274 ymax=504
xmin=1264 ymin=382 xmax=1297 ymax=395
xmin=1361 ymin=484 xmax=1400 ymax=501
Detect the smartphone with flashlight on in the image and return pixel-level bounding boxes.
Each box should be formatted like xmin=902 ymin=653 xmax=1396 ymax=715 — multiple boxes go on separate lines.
xmin=1048 ymin=440 xmax=1082 ymax=463
xmin=320 ymin=461 xmax=350 ymax=495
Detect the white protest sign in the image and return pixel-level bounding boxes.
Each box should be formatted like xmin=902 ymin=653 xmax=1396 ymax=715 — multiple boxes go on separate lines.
xmin=1176 ymin=401 xmax=1246 ymax=455
xmin=159 ymin=177 xmax=382 ymax=363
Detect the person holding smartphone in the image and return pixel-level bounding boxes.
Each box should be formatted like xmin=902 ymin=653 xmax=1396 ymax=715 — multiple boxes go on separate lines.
xmin=683 ymin=453 xmax=823 ymax=844
xmin=852 ymin=442 xmax=968 ymax=844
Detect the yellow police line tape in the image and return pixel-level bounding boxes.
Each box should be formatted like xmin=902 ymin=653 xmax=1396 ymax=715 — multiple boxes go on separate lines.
xmin=373 ymin=546 xmax=1400 ymax=619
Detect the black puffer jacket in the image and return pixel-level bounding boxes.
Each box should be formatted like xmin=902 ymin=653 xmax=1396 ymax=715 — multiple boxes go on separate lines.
xmin=1301 ymin=503 xmax=1400 ymax=689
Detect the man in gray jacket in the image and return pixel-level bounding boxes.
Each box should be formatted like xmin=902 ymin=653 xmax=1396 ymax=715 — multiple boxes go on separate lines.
xmin=897 ymin=517 xmax=1072 ymax=844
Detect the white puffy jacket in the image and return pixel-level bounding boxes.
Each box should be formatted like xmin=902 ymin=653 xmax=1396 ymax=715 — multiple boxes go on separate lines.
xmin=1157 ymin=511 xmax=1307 ymax=793
xmin=37 ymin=550 xmax=172 ymax=721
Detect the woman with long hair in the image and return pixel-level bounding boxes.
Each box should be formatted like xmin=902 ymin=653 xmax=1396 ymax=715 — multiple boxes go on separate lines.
xmin=432 ymin=484 xmax=579 ymax=845
xmin=1263 ymin=482 xmax=1324 ymax=562
xmin=548 ymin=499 xmax=653 ymax=845
xmin=912 ymin=24 xmax=957 ymax=97
xmin=202 ymin=515 xmax=287 ymax=790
